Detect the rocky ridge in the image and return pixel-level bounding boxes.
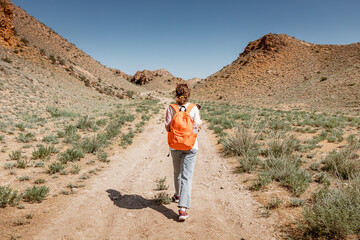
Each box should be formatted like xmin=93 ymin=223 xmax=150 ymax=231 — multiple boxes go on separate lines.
xmin=193 ymin=33 xmax=360 ymax=112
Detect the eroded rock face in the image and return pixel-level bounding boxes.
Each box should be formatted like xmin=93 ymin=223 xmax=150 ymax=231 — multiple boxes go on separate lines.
xmin=241 ymin=33 xmax=287 ymax=56
xmin=0 ymin=0 xmax=15 ymax=44
xmin=132 ymin=70 xmax=155 ymax=85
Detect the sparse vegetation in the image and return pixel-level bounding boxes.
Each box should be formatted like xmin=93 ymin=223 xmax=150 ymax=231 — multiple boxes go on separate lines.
xmin=32 ymin=144 xmax=58 ymax=160
xmin=22 ymin=185 xmax=49 ymax=203
xmin=154 ymin=192 xmax=172 ymax=205
xmin=0 ymin=186 xmax=22 ymax=208
xmin=155 ymin=177 xmax=169 ymax=191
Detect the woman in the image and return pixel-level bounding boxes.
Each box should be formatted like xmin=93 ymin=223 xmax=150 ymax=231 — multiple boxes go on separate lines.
xmin=164 ymin=83 xmax=202 ymax=221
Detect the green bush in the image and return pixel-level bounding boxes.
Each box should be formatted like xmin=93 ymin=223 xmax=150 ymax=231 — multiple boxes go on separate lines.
xmin=63 ymin=125 xmax=80 ymax=144
xmin=290 ymin=198 xmax=306 ymax=207
xmin=263 ymin=155 xmax=311 ymax=196
xmin=42 ymin=135 xmax=59 ymax=144
xmin=46 ymin=107 xmax=77 ymax=118
xmin=323 ymin=144 xmax=360 ymax=179
xmin=79 ymin=134 xmax=108 ymax=153
xmin=155 ymin=177 xmax=169 ymax=191
xmin=9 ymin=150 xmax=22 ymax=160
xmin=16 ymin=159 xmax=29 ymax=169
xmin=16 ymin=132 xmax=35 ymax=143
xmin=301 ymin=178 xmax=360 ymax=239
xmin=0 ymin=186 xmax=22 ymax=208
xmin=48 ymin=162 xmax=66 ymax=174
xmin=22 ymin=185 xmax=49 ymax=203
xmin=59 ymin=148 xmax=84 ymax=164
xmin=76 ymin=115 xmax=98 ymax=131
xmin=262 ymin=134 xmax=300 ymax=158
xmin=120 ymin=130 xmax=134 ymax=148
xmin=32 ymin=145 xmax=58 ymax=160
xmin=222 ymin=125 xmax=261 ymax=157
xmin=97 ymin=150 xmax=109 ymax=163
xmin=154 ymin=192 xmax=172 ymax=205
xmin=104 ymin=120 xmax=122 ymax=140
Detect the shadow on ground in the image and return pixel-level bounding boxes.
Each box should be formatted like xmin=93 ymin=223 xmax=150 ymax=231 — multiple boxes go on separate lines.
xmin=106 ymin=189 xmax=178 ymax=221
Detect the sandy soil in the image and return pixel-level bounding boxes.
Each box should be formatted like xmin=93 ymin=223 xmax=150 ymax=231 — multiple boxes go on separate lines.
xmin=7 ymin=112 xmax=277 ymax=240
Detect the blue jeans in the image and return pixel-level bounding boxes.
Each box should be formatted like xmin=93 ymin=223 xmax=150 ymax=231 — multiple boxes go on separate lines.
xmin=171 ymin=149 xmax=197 ymax=209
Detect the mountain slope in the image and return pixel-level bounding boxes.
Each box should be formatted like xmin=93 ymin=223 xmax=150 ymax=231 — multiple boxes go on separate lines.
xmin=10 ymin=2 xmax=144 ymax=93
xmin=193 ymin=33 xmax=360 ymax=111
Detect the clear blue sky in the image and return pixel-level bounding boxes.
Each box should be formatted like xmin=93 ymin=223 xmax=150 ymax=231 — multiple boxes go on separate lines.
xmin=12 ymin=0 xmax=360 ymax=79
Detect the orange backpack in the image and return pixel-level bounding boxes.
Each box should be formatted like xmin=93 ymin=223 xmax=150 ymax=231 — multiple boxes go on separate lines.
xmin=168 ymin=103 xmax=197 ymax=150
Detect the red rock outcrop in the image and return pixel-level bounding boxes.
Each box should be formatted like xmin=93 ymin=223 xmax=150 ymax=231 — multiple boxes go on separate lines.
xmin=0 ymin=0 xmax=15 ymax=45
xmin=132 ymin=69 xmax=155 ymax=85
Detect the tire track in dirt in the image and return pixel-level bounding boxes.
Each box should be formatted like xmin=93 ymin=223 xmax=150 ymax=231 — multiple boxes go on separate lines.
xmin=31 ymin=113 xmax=276 ymax=240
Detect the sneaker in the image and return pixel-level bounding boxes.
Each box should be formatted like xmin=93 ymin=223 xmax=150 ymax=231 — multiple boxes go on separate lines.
xmin=178 ymin=209 xmax=189 ymax=221
xmin=172 ymin=194 xmax=179 ymax=203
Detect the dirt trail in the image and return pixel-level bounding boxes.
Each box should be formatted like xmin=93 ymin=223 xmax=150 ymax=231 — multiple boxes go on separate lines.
xmin=28 ymin=111 xmax=276 ymax=240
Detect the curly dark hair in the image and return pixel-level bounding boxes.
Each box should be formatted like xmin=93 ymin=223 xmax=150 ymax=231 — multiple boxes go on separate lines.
xmin=175 ymin=84 xmax=190 ymax=105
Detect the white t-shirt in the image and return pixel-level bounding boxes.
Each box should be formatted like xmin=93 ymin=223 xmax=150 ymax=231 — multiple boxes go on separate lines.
xmin=165 ymin=103 xmax=202 ymax=150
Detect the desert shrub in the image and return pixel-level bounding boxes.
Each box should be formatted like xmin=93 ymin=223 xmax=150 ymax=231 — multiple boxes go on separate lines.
xmin=59 ymin=148 xmax=84 ymax=164
xmin=70 ymin=164 xmax=81 ymax=174
xmin=322 ymin=144 xmax=360 ymax=179
xmin=34 ymin=161 xmax=45 ymax=168
xmin=314 ymin=172 xmax=331 ymax=186
xmin=9 ymin=150 xmax=22 ymax=160
xmin=63 ymin=125 xmax=80 ymax=143
xmin=326 ymin=128 xmax=344 ymax=143
xmin=79 ymin=134 xmax=108 ymax=153
xmin=238 ymin=153 xmax=261 ymax=173
xmin=48 ymin=162 xmax=66 ymax=174
xmin=290 ymin=198 xmax=306 ymax=207
xmin=154 ymin=192 xmax=172 ymax=205
xmin=16 ymin=132 xmax=35 ymax=143
xmin=268 ymin=119 xmax=291 ymax=131
xmin=262 ymin=134 xmax=300 ymax=158
xmin=16 ymin=159 xmax=29 ymax=169
xmin=0 ymin=186 xmax=22 ymax=207
xmin=104 ymin=120 xmax=122 ymax=140
xmin=96 ymin=119 xmax=107 ymax=126
xmin=155 ymin=177 xmax=169 ymax=191
xmin=120 ymin=130 xmax=134 ymax=147
xmin=42 ymin=135 xmax=59 ymax=144
xmin=32 ymin=145 xmax=58 ymax=160
xmin=22 ymin=185 xmax=49 ymax=203
xmin=263 ymin=155 xmax=311 ymax=196
xmin=76 ymin=115 xmax=98 ymax=131
xmin=222 ymin=125 xmax=261 ymax=157
xmin=97 ymin=150 xmax=109 ymax=163
xmin=34 ymin=178 xmax=45 ymax=184
xmin=18 ymin=176 xmax=30 ymax=181
xmin=266 ymin=196 xmax=283 ymax=209
xmin=309 ymin=162 xmax=321 ymax=171
xmin=250 ymin=171 xmax=272 ymax=190
xmin=46 ymin=107 xmax=77 ymax=118
xmin=4 ymin=162 xmax=16 ymax=170
xmin=15 ymin=123 xmax=26 ymax=131
xmin=301 ymin=178 xmax=360 ymax=239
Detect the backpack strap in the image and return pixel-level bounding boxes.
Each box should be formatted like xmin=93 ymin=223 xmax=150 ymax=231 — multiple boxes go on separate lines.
xmin=170 ymin=103 xmax=196 ymax=113
xmin=185 ymin=103 xmax=196 ymax=113
xmin=169 ymin=104 xmax=180 ymax=113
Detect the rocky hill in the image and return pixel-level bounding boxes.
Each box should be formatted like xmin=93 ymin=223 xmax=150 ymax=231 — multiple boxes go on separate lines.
xmin=193 ymin=33 xmax=360 ymax=112
xmin=7 ymin=1 xmax=143 ymax=95
xmin=128 ymin=69 xmax=185 ymax=91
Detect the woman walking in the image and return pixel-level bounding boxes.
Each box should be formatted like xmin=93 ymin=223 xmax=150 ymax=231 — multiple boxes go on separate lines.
xmin=164 ymin=83 xmax=202 ymax=221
